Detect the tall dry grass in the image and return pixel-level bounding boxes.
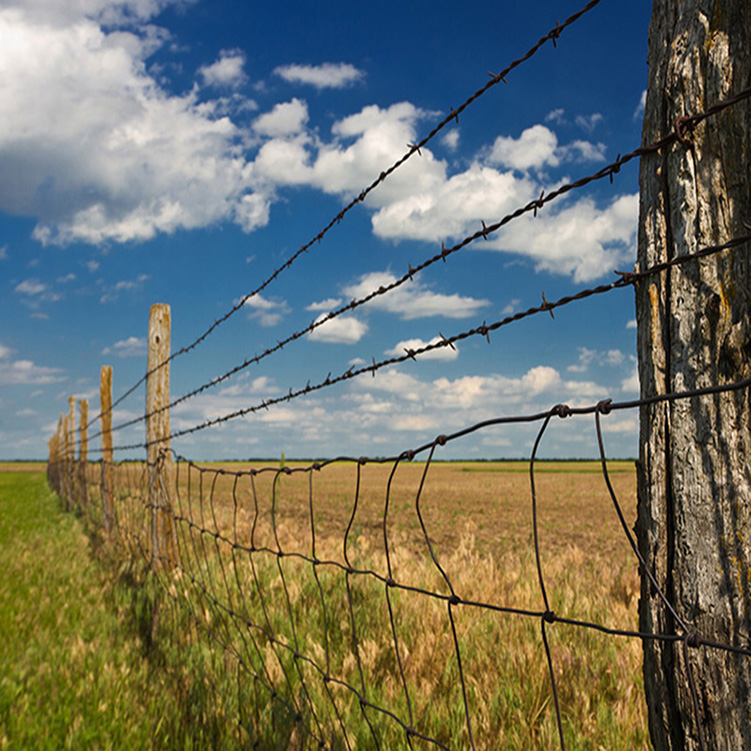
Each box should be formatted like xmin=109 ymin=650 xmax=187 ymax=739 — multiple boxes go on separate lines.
xmin=78 ymin=459 xmax=651 ymax=750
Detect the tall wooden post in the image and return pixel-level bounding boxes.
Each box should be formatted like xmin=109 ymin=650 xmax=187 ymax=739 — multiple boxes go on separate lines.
xmin=146 ymin=303 xmax=176 ymax=570
xmin=78 ymin=399 xmax=89 ymax=510
xmin=100 ymin=366 xmax=115 ymax=533
xmin=67 ymin=396 xmax=76 ymax=509
xmin=56 ymin=414 xmax=64 ymax=497
xmin=637 ymin=1 xmax=751 ymax=748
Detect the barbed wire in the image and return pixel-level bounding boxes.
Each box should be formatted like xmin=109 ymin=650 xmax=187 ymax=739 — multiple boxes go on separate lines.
xmin=84 ymin=0 xmax=607 ymax=434
xmin=52 ymin=377 xmax=751 ymax=750
xmin=95 ymin=230 xmax=749 ymax=453
xmin=95 ymin=84 xmax=751 ymax=445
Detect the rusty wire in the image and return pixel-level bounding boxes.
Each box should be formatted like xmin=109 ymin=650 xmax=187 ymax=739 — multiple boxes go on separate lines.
xmin=96 ymin=82 xmax=751 ymax=446
xmin=85 ymin=0 xmax=605 ymax=434
xmin=53 ymin=375 xmax=751 ymax=750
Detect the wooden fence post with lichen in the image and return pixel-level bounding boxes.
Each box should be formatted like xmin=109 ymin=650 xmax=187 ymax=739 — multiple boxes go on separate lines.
xmin=100 ymin=366 xmax=115 ymax=533
xmin=146 ymin=303 xmax=177 ymax=570
xmin=637 ymin=0 xmax=751 ymax=748
xmin=78 ymin=399 xmax=88 ymax=510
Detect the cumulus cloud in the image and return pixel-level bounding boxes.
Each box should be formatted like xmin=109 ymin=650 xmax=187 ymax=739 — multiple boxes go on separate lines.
xmin=306 ymin=298 xmax=343 ymax=312
xmin=273 ymin=62 xmax=364 ymax=89
xmin=253 ymin=99 xmax=309 ymax=137
xmin=15 ymin=279 xmax=47 ymax=296
xmin=487 ymin=125 xmax=606 ymax=172
xmin=490 ymin=193 xmax=639 ymax=282
xmin=307 ymin=314 xmax=368 ymax=344
xmin=384 ymin=337 xmax=459 ymax=361
xmin=242 ymin=294 xmax=290 ymax=327
xmin=342 ymin=271 xmax=490 ymax=320
xmin=0 ymin=343 xmax=64 ymax=386
xmin=371 ymin=163 xmax=533 ymax=242
xmin=0 ymin=5 xmax=267 ymax=245
xmin=198 ymin=49 xmax=247 ymax=88
xmin=102 ymin=336 xmax=147 ymax=357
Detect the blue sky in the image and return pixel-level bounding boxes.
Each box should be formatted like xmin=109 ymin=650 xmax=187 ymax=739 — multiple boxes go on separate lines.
xmin=0 ymin=0 xmax=651 ymax=461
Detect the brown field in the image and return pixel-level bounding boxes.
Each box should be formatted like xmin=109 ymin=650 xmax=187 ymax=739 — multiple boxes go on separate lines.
xmin=50 ymin=457 xmax=649 ymax=749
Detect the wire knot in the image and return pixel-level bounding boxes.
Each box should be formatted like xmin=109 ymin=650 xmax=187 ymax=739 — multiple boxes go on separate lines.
xmin=448 ymin=593 xmax=461 ymax=606
xmin=436 ymin=434 xmax=448 ymax=446
xmin=686 ymin=632 xmax=702 ymax=648
xmin=597 ymin=399 xmax=613 ymax=415
xmin=553 ymin=403 xmax=572 ymax=419
xmin=543 ymin=610 xmax=557 ymax=624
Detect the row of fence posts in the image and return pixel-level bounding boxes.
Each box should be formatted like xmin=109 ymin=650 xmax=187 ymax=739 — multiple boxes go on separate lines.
xmin=47 ymin=304 xmax=177 ymax=570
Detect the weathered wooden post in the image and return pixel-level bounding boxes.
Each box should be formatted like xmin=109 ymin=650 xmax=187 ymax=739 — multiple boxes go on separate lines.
xmin=146 ymin=303 xmax=177 ymax=570
xmin=636 ymin=0 xmax=751 ymax=748
xmin=100 ymin=366 xmax=115 ymax=533
xmin=78 ymin=399 xmax=89 ymax=511
xmin=67 ymin=396 xmax=76 ymax=509
xmin=55 ymin=414 xmax=63 ymax=496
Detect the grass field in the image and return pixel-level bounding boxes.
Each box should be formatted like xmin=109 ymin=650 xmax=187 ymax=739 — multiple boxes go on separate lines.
xmin=0 ymin=468 xmax=243 ymax=750
xmin=11 ymin=459 xmax=652 ymax=749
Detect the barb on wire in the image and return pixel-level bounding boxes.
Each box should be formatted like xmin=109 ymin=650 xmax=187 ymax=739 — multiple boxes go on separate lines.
xmin=85 ymin=0 xmax=606 ymax=434
xmin=101 ymin=82 xmax=751 ymax=443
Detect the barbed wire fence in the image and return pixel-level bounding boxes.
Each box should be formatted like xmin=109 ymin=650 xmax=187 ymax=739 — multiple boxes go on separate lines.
xmin=44 ymin=1 xmax=751 ymax=747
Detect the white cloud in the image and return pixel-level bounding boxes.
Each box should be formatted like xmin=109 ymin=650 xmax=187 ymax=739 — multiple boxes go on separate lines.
xmin=575 ymin=113 xmax=603 ymax=133
xmin=85 ymin=259 xmax=100 ymax=272
xmin=0 ymin=246 xmax=7 ymax=260
xmin=0 ymin=6 xmax=267 ymax=246
xmin=441 ymin=129 xmax=460 ymax=151
xmin=306 ymin=298 xmax=343 ymax=312
xmin=198 ymin=49 xmax=247 ymax=88
xmin=57 ymin=273 xmax=77 ymax=283
xmin=626 ymin=319 xmax=637 ymax=330
xmin=490 ymin=193 xmax=639 ymax=283
xmin=372 ymin=163 xmax=534 ymax=242
xmin=307 ymin=314 xmax=368 ymax=344
xmin=489 ymin=125 xmax=559 ymax=171
xmin=242 ymin=294 xmax=290 ymax=327
xmin=342 ymin=271 xmax=489 ymax=320
xmin=102 ymin=336 xmax=146 ymax=357
xmin=384 ymin=337 xmax=459 ymax=361
xmin=0 ymin=0 xmax=191 ymax=25
xmin=15 ymin=279 xmax=47 ymax=296
xmin=633 ymin=91 xmax=647 ymax=121
xmin=306 ymin=103 xmax=446 ymax=207
xmin=568 ymin=347 xmax=626 ymax=373
xmin=545 ymin=108 xmax=566 ymax=125
xmin=0 ymin=344 xmax=64 ymax=386
xmin=253 ymin=99 xmax=309 ymax=138
xmin=621 ymin=367 xmax=640 ymax=393
xmin=273 ymin=62 xmax=364 ymax=89
xmin=487 ymin=125 xmax=606 ymax=172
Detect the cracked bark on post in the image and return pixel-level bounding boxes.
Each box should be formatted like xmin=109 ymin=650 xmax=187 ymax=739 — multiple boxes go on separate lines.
xmin=637 ymin=1 xmax=751 ymax=749
xmin=146 ymin=303 xmax=177 ymax=570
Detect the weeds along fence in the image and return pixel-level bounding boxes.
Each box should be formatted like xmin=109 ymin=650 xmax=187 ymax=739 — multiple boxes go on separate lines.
xmin=45 ymin=2 xmax=751 ymax=749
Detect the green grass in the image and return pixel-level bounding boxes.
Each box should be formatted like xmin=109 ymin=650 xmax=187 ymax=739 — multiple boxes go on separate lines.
xmin=0 ymin=470 xmax=239 ymax=750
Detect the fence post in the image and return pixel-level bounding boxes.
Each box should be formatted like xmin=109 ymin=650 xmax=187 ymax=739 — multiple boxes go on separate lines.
xmin=100 ymin=366 xmax=115 ymax=533
xmin=637 ymin=0 xmax=751 ymax=747
xmin=67 ymin=396 xmax=76 ymax=509
xmin=56 ymin=414 xmax=63 ymax=497
xmin=78 ymin=399 xmax=88 ymax=511
xmin=146 ymin=303 xmax=176 ymax=570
